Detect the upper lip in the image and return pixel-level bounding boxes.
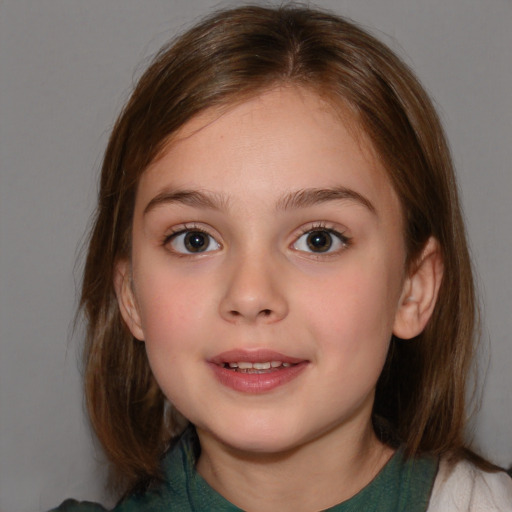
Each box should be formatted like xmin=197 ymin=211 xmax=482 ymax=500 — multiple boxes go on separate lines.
xmin=209 ymin=349 xmax=306 ymax=365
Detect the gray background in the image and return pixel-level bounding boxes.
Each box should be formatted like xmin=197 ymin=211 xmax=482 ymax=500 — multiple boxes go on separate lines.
xmin=0 ymin=1 xmax=510 ymax=511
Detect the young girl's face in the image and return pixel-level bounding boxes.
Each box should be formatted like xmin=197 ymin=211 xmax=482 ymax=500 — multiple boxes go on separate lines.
xmin=118 ymin=87 xmax=411 ymax=456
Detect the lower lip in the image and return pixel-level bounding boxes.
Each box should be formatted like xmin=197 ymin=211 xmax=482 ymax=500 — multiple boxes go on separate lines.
xmin=209 ymin=362 xmax=308 ymax=393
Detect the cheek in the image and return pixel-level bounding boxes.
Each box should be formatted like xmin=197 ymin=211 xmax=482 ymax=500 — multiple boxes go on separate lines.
xmin=298 ymin=254 xmax=403 ymax=358
xmin=133 ymin=270 xmax=213 ymax=409
xmin=134 ymin=263 xmax=214 ymax=350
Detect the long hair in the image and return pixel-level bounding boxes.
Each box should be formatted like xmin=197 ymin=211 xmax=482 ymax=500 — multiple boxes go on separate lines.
xmin=81 ymin=5 xmax=481 ymax=493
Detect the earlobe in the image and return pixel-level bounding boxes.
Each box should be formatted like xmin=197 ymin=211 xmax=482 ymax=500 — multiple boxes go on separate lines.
xmin=113 ymin=259 xmax=145 ymax=341
xmin=393 ymin=237 xmax=444 ymax=340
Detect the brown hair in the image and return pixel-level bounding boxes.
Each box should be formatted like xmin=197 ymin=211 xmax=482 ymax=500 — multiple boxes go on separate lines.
xmin=81 ymin=4 xmax=484 ymax=493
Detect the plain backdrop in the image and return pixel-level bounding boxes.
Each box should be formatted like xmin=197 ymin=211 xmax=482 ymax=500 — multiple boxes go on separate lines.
xmin=0 ymin=1 xmax=511 ymax=511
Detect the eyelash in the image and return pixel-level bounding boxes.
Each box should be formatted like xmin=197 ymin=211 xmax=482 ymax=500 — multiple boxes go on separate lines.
xmin=163 ymin=224 xmax=221 ymax=256
xmin=292 ymin=223 xmax=351 ymax=256
xmin=162 ymin=222 xmax=351 ymax=257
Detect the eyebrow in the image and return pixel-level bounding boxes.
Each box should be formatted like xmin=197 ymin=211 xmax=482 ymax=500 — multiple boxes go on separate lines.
xmin=276 ymin=187 xmax=376 ymax=214
xmin=143 ymin=189 xmax=230 ymax=215
xmin=143 ymin=186 xmax=376 ymax=216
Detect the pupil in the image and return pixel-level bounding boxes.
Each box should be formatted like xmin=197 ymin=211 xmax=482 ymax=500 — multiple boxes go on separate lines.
xmin=184 ymin=232 xmax=208 ymax=252
xmin=307 ymin=230 xmax=332 ymax=252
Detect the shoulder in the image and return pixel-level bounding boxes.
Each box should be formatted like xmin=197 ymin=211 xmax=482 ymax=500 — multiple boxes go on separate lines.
xmin=427 ymin=458 xmax=512 ymax=511
xmin=48 ymin=495 xmax=158 ymax=512
xmin=49 ymin=488 xmax=169 ymax=512
xmin=48 ymin=499 xmax=108 ymax=512
xmin=48 ymin=429 xmax=196 ymax=512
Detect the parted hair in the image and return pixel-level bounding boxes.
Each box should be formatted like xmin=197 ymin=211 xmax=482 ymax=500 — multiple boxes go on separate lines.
xmin=81 ymin=4 xmax=484 ymax=494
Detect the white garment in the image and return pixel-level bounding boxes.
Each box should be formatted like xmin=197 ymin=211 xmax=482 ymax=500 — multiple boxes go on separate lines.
xmin=428 ymin=458 xmax=512 ymax=511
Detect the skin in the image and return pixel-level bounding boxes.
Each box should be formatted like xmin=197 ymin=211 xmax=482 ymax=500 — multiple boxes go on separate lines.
xmin=116 ymin=87 xmax=442 ymax=511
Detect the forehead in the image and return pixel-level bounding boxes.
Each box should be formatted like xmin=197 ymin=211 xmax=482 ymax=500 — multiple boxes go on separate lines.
xmin=137 ymin=86 xmax=400 ymax=218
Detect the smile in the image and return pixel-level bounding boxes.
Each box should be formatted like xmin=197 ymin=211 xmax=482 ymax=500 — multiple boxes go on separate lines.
xmin=209 ymin=350 xmax=308 ymax=393
xmin=222 ymin=361 xmax=294 ymax=373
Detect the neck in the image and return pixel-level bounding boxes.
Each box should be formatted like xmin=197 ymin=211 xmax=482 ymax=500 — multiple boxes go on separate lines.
xmin=196 ymin=421 xmax=394 ymax=512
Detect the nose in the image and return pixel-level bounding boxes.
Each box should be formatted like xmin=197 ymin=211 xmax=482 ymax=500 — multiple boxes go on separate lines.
xmin=219 ymin=251 xmax=289 ymax=324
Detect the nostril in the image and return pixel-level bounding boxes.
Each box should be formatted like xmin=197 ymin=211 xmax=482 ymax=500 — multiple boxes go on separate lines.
xmin=261 ymin=309 xmax=272 ymax=316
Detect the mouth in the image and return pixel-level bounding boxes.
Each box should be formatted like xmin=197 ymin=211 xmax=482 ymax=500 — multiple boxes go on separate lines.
xmin=221 ymin=361 xmax=295 ymax=374
xmin=208 ymin=350 xmax=308 ymax=393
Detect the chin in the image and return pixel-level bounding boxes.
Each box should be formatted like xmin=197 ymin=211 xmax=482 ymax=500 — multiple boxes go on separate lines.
xmin=199 ymin=417 xmax=311 ymax=456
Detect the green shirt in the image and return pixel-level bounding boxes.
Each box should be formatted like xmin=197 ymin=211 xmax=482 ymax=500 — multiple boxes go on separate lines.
xmin=52 ymin=428 xmax=438 ymax=511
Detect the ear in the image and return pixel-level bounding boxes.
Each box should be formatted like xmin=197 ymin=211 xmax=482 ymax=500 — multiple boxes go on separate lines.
xmin=393 ymin=237 xmax=444 ymax=340
xmin=113 ymin=259 xmax=145 ymax=341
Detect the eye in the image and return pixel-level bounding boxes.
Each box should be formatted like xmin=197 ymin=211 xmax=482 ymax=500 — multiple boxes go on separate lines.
xmin=167 ymin=229 xmax=220 ymax=254
xmin=293 ymin=228 xmax=348 ymax=254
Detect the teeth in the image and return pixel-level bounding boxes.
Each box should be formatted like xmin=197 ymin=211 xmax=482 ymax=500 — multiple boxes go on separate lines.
xmin=253 ymin=362 xmax=271 ymax=370
xmin=224 ymin=360 xmax=291 ymax=370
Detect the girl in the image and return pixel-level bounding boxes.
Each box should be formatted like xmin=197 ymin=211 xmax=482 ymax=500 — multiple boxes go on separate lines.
xmin=53 ymin=5 xmax=512 ymax=511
